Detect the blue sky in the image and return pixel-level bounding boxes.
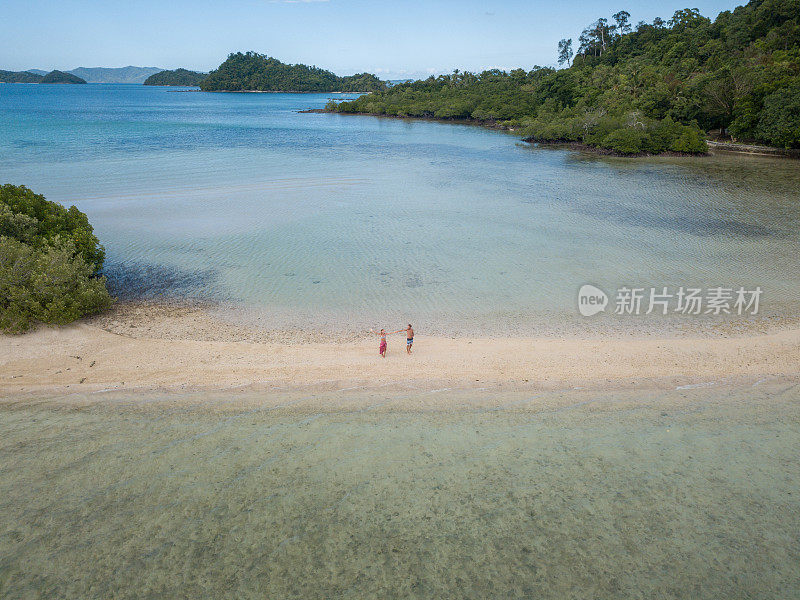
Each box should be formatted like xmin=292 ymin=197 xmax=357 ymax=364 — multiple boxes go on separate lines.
xmin=4 ymin=0 xmax=742 ymax=78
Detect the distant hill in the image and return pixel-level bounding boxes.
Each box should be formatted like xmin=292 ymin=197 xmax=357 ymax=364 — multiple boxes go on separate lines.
xmin=144 ymin=68 xmax=206 ymax=86
xmin=40 ymin=70 xmax=87 ymax=84
xmin=26 ymin=69 xmax=48 ymax=76
xmin=200 ymin=52 xmax=386 ymax=92
xmin=0 ymin=70 xmax=43 ymax=83
xmin=68 ymin=66 xmax=163 ymax=84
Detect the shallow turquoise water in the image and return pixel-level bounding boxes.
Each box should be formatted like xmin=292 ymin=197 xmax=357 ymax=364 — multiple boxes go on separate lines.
xmin=2 ymin=83 xmax=799 ymax=332
xmin=1 ymin=383 xmax=798 ymax=598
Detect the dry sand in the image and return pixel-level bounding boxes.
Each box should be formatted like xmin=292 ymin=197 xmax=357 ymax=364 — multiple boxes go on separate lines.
xmin=2 ymin=301 xmax=799 ymax=398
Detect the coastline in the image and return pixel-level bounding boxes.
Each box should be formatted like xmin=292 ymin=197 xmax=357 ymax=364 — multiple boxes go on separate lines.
xmin=307 ymin=108 xmax=799 ymax=159
xmin=3 ymin=299 xmax=799 ymax=399
xmin=706 ymin=140 xmax=800 ymax=158
xmin=521 ymin=139 xmax=708 ymax=158
xmin=203 ymin=89 xmax=375 ymax=94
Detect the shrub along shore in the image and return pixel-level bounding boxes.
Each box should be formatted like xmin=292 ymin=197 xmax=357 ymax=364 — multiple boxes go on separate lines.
xmin=0 ymin=185 xmax=111 ymax=333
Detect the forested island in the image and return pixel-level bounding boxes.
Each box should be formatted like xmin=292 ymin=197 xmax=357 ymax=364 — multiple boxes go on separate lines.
xmin=0 ymin=70 xmax=87 ymax=84
xmin=329 ymin=0 xmax=800 ymax=154
xmin=199 ymin=52 xmax=386 ymax=92
xmin=0 ymin=70 xmax=43 ymax=83
xmin=144 ymin=68 xmax=206 ymax=86
xmin=40 ymin=70 xmax=87 ymax=84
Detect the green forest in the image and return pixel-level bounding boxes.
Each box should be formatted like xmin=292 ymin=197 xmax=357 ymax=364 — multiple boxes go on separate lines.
xmin=0 ymin=70 xmax=43 ymax=83
xmin=199 ymin=52 xmax=386 ymax=92
xmin=0 ymin=185 xmax=111 ymax=333
xmin=144 ymin=68 xmax=206 ymax=86
xmin=330 ymin=0 xmax=800 ymax=154
xmin=39 ymin=70 xmax=87 ymax=84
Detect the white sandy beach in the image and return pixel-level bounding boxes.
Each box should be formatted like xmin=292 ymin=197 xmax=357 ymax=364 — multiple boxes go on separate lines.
xmin=3 ymin=302 xmax=799 ymax=398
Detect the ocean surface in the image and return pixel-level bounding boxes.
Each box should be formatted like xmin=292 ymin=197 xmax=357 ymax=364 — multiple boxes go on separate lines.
xmin=2 ymin=83 xmax=799 ymax=334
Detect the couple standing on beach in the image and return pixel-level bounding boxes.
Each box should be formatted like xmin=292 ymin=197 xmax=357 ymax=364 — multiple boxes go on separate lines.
xmin=376 ymin=324 xmax=413 ymax=358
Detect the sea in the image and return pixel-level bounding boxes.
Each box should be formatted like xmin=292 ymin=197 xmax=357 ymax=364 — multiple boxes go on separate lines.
xmin=2 ymin=82 xmax=799 ymax=334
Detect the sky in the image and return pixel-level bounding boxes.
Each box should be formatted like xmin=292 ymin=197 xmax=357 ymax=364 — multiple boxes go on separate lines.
xmin=3 ymin=0 xmax=743 ymax=79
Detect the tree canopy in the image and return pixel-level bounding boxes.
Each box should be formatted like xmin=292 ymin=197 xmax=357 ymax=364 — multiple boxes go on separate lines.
xmin=1 ymin=185 xmax=111 ymax=333
xmin=199 ymin=52 xmax=386 ymax=93
xmin=144 ymin=69 xmax=206 ymax=86
xmin=0 ymin=70 xmax=43 ymax=83
xmin=39 ymin=70 xmax=87 ymax=84
xmin=330 ymin=0 xmax=800 ymax=152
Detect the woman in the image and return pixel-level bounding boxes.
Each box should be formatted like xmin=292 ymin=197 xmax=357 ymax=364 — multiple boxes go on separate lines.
xmin=378 ymin=328 xmax=388 ymax=358
xmin=372 ymin=327 xmax=402 ymax=357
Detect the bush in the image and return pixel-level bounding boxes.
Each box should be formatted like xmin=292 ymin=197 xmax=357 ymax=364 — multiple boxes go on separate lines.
xmin=584 ymin=116 xmax=626 ymax=146
xmin=601 ymin=128 xmax=649 ymax=154
xmin=648 ymin=116 xmax=685 ymax=152
xmin=670 ymin=127 xmax=708 ymax=153
xmin=433 ymin=102 xmax=473 ymax=119
xmin=520 ymin=114 xmax=581 ymax=142
xmin=0 ymin=184 xmax=105 ymax=271
xmin=1 ymin=185 xmax=112 ymax=333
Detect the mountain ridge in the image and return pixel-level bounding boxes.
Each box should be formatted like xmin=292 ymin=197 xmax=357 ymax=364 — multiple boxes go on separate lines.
xmin=67 ymin=66 xmax=164 ymax=84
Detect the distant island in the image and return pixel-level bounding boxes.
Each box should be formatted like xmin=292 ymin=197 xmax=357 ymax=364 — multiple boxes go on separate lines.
xmin=144 ymin=69 xmax=206 ymax=86
xmin=328 ymin=0 xmax=800 ymax=155
xmin=1 ymin=57 xmax=386 ymax=91
xmin=0 ymin=70 xmax=43 ymax=83
xmin=40 ymin=70 xmax=87 ymax=84
xmin=199 ymin=52 xmax=386 ymax=93
xmin=0 ymin=70 xmax=87 ymax=84
xmin=2 ymin=66 xmax=164 ymax=84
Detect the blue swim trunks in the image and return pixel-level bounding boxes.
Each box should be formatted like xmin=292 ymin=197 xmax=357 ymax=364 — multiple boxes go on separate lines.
xmin=407 ymin=338 xmax=413 ymax=345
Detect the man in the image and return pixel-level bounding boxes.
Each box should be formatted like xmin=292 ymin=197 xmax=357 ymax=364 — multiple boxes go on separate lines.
xmin=405 ymin=324 xmax=414 ymax=354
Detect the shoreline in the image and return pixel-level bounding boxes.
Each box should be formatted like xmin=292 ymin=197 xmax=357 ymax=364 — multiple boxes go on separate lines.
xmin=307 ymin=108 xmax=799 ymax=159
xmin=3 ymin=299 xmax=799 ymax=399
xmin=203 ymin=89 xmax=375 ymax=94
xmin=705 ymin=139 xmax=800 ymax=158
xmin=87 ymin=296 xmax=800 ymax=342
xmin=521 ymin=139 xmax=707 ymax=158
